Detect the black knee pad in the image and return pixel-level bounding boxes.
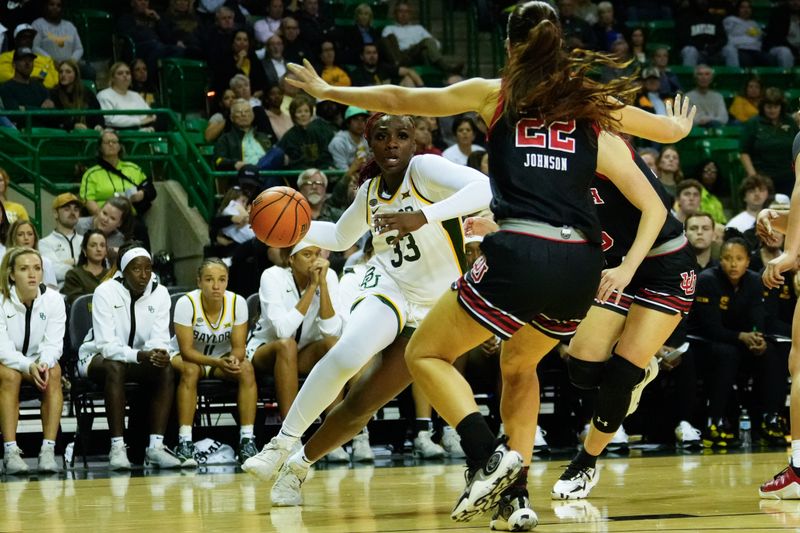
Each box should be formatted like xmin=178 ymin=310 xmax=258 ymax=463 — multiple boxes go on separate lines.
xmin=567 ymin=356 xmax=605 ymax=390
xmin=592 ymin=353 xmax=644 ymax=434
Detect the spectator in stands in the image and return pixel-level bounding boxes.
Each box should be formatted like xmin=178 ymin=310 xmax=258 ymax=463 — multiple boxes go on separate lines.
xmin=686 ymin=212 xmax=718 ymax=270
xmin=573 ymin=0 xmax=599 ymax=25
xmin=246 ymin=241 xmax=342 ymax=420
xmin=339 ymin=3 xmax=382 ymax=65
xmin=61 ymin=228 xmax=109 ymax=305
xmin=442 ymin=116 xmax=483 ymax=165
xmin=264 ymin=84 xmax=292 ymax=140
xmin=727 ymin=174 xmax=772 ymax=233
xmin=592 ymin=1 xmax=623 ymax=52
xmin=6 ymin=219 xmax=57 ymax=288
xmin=318 ymin=40 xmax=351 ymax=87
xmin=75 ymin=195 xmax=134 ymax=257
xmin=262 ymin=34 xmax=287 ymax=89
xmin=740 ymin=87 xmax=799 ymax=195
xmin=39 ymin=192 xmax=83 ymax=288
xmin=130 ymin=58 xmax=158 ymax=107
xmin=639 ymin=147 xmax=659 ymax=176
xmin=280 ymin=16 xmax=313 ymax=65
xmin=656 ymin=145 xmax=683 ymax=198
xmin=199 ymin=6 xmax=238 ymax=67
xmin=0 ymin=167 xmax=29 ymax=223
xmin=651 ymin=46 xmax=682 ymax=98
xmin=77 ymin=242 xmax=180 ymax=470
xmin=467 ymin=150 xmax=488 ymax=175
xmin=0 ymin=46 xmax=54 ymax=122
xmin=204 ymin=87 xmax=235 ymax=142
xmin=278 ymin=94 xmax=334 ymax=170
xmin=687 ymin=64 xmax=729 ymax=128
xmin=557 ymin=0 xmax=597 ymax=51
xmin=0 ymin=24 xmax=58 ymax=89
xmin=50 ymin=59 xmax=102 ymax=131
xmin=295 ymin=0 xmax=336 ymax=52
xmin=0 ymin=247 xmax=66 ymax=474
xmin=118 ymin=0 xmax=185 ymax=77
xmin=197 ymin=0 xmax=248 ymax=27
xmin=599 ymin=35 xmax=638 ymax=83
xmin=254 ymin=0 xmax=283 ymax=45
xmin=763 ymin=0 xmax=800 ymax=68
xmin=628 ymin=27 xmax=647 ymax=65
xmin=381 ymin=0 xmax=463 ymax=73
xmin=97 ymin=62 xmax=157 ymax=130
xmin=1 ymin=0 xmax=38 ymax=33
xmin=213 ymin=29 xmax=268 ymax=98
xmin=80 ymin=129 xmax=155 ymax=221
xmin=297 ymin=168 xmax=342 ymax=222
xmin=729 ymin=76 xmax=762 ymax=124
xmin=214 ymin=98 xmax=279 ymax=171
xmin=679 ymin=0 xmax=726 ymax=66
xmin=673 ymin=179 xmax=703 ymax=224
xmin=693 ymin=159 xmax=728 ymax=224
xmin=229 ymin=73 xmax=261 ymax=108
xmin=350 ymin=43 xmax=423 ymax=88
xmin=635 ymin=67 xmax=668 ymax=116
xmin=328 ymin=106 xmax=369 ymax=173
xmin=413 ymin=115 xmax=442 ymax=156
xmin=722 ymin=0 xmax=769 ymax=67
xmin=32 ymin=0 xmax=93 ymax=81
xmin=170 ymin=258 xmax=257 ymax=466
xmin=156 ymin=0 xmax=202 ymax=57
xmin=689 ymin=237 xmax=766 ymax=447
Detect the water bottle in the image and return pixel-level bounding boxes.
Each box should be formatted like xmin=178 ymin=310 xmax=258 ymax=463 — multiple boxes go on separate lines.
xmin=739 ymin=409 xmax=752 ymax=449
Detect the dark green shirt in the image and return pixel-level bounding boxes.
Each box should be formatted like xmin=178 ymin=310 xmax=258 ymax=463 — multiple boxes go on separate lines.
xmin=740 ymin=114 xmax=798 ymax=189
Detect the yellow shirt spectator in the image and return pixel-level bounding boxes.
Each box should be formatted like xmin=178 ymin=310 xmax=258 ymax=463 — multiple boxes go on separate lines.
xmin=0 ymin=50 xmax=58 ymax=89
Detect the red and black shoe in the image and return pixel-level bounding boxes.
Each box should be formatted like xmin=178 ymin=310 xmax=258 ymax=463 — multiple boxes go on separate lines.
xmin=760 ymin=464 xmax=800 ymax=499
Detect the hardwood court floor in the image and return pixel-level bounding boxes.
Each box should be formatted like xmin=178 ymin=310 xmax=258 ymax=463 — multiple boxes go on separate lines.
xmin=1 ymin=450 xmax=797 ymax=532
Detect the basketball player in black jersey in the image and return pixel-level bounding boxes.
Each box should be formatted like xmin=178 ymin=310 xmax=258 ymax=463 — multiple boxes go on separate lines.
xmin=285 ymin=1 xmax=696 ymax=529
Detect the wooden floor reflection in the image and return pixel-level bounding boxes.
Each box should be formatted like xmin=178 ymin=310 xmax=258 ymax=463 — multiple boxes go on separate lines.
xmin=2 ymin=450 xmax=798 ymax=532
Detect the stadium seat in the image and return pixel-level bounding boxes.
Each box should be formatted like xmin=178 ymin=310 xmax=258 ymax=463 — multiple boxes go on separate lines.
xmin=712 ymin=66 xmax=750 ymax=92
xmin=701 ymin=138 xmax=745 ymax=210
xmin=159 ymin=58 xmax=210 ymax=119
xmin=749 ymin=67 xmax=790 ymax=90
xmin=72 ymin=9 xmax=114 ymax=62
xmin=645 ymin=20 xmax=676 ymax=49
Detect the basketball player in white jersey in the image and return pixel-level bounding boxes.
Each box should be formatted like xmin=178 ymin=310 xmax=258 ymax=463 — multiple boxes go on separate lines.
xmin=242 ymin=114 xmax=493 ymax=505
xmin=170 ymin=258 xmax=255 ymax=466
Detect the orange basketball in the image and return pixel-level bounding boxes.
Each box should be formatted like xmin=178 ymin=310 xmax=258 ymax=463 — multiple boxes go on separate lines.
xmin=249 ymin=186 xmax=311 ymax=247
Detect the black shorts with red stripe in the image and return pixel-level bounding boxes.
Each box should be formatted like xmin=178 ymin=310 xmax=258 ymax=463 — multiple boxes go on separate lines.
xmin=455 ymin=231 xmax=604 ymax=340
xmin=594 ymin=244 xmax=696 ymax=316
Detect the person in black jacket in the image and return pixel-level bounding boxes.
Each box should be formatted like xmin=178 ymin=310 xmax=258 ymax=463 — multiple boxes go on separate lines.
xmin=678 ymin=0 xmax=726 ymax=66
xmin=764 ymin=0 xmax=800 ymax=68
xmin=212 ymin=29 xmax=268 ymax=98
xmin=688 ymin=237 xmax=766 ymax=446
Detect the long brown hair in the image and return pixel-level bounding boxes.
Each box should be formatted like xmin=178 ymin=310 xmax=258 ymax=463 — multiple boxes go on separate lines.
xmin=54 ymin=59 xmax=87 ymax=110
xmin=502 ymin=1 xmax=638 ymax=130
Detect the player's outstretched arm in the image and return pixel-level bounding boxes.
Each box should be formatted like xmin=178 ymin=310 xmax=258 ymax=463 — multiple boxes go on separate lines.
xmin=613 ymin=93 xmax=697 ymax=144
xmin=287 ymin=60 xmax=498 ymax=119
xmin=303 ymin=182 xmax=371 ymax=252
xmin=764 ymin=150 xmax=800 ymax=288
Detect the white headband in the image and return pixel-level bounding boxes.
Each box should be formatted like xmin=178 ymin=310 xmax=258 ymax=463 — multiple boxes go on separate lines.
xmin=464 ymin=235 xmax=483 ymax=244
xmin=120 ymin=247 xmax=151 ymax=272
xmin=290 ymin=239 xmax=316 ymax=256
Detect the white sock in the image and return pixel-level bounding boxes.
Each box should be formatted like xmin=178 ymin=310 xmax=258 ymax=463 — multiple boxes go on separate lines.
xmin=240 ymin=425 xmax=254 ymax=440
xmin=791 ymin=440 xmax=800 ymax=468
xmin=280 ymin=297 xmax=398 ymax=438
xmin=4 ymin=441 xmax=16 ymax=452
xmin=179 ymin=426 xmax=193 ymax=442
xmin=290 ymin=447 xmax=314 ymax=468
xmin=110 ymin=436 xmax=124 ymax=447
xmin=41 ymin=439 xmax=56 ymax=449
xmin=149 ymin=434 xmax=164 ymax=449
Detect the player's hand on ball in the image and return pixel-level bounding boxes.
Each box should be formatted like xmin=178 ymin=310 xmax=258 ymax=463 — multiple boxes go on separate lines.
xmin=597 ymin=265 xmax=635 ymax=304
xmin=286 ymin=59 xmax=330 ymax=99
xmin=374 ymin=210 xmax=427 ymax=240
xmin=666 ymin=93 xmax=696 ymax=140
xmin=464 ymin=216 xmax=498 ymax=238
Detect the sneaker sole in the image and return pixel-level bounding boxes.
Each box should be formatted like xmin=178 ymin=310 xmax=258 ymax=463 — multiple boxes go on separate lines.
xmin=490 ymin=508 xmax=539 ymax=531
xmin=180 ymin=458 xmax=198 ymax=468
xmin=242 ymin=457 xmax=287 ymax=480
xmin=451 ymin=452 xmax=523 ymax=522
xmin=760 ymin=483 xmax=800 ymax=499
xmin=551 ymin=471 xmax=600 ymax=500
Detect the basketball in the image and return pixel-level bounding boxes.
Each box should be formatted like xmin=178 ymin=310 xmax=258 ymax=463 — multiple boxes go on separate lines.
xmin=249 ymin=186 xmax=311 ymax=247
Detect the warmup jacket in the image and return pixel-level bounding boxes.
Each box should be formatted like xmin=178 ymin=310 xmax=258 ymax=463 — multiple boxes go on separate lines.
xmin=78 ymin=273 xmax=171 ymax=369
xmin=0 ymin=284 xmax=66 ymax=372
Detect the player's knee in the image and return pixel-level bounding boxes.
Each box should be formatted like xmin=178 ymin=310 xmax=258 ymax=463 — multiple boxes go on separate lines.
xmin=238 ymin=359 xmax=256 ymax=386
xmin=593 ymin=354 xmax=644 ymax=433
xmin=276 ymin=338 xmax=298 ymax=357
xmin=104 ymin=359 xmax=127 ymax=385
xmin=567 ymin=355 xmax=605 ymax=390
xmin=180 ymin=361 xmax=201 ymax=382
xmin=152 ymin=362 xmax=175 ymax=387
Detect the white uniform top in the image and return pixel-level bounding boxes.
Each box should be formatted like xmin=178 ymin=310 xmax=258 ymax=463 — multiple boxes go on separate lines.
xmin=0 ymin=284 xmax=66 ymax=372
xmin=78 ymin=273 xmax=171 ymax=375
xmin=304 ymin=154 xmax=492 ymax=306
xmin=248 ymin=266 xmax=342 ymax=352
xmin=170 ymin=289 xmax=248 ymax=357
xmin=39 ymin=230 xmax=83 ymax=285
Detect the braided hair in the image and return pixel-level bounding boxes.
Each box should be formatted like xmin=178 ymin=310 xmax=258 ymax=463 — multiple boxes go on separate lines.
xmin=357 ymin=113 xmax=416 ymax=185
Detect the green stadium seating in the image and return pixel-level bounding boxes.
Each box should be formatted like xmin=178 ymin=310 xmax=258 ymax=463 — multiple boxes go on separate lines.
xmin=711 ymin=66 xmax=750 ymax=92
xmin=701 ymin=138 xmax=745 ymax=209
xmin=413 ymin=65 xmax=445 ymax=87
xmin=749 ymin=67 xmax=790 ymax=89
xmin=72 ymin=10 xmax=113 ymax=62
xmin=159 ymin=58 xmax=210 ymax=119
xmin=646 ymin=20 xmax=676 ymax=49
xmin=669 ymin=65 xmax=695 ymax=91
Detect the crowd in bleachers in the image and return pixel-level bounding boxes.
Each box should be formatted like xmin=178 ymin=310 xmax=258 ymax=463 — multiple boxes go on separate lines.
xmin=0 ymin=0 xmax=799 ymax=472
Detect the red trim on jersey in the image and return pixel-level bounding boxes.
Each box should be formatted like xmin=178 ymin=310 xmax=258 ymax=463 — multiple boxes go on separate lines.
xmin=594 ymin=171 xmax=611 ymax=181
xmin=457 ymin=278 xmax=520 ymax=336
xmin=530 ymin=313 xmax=581 ymax=336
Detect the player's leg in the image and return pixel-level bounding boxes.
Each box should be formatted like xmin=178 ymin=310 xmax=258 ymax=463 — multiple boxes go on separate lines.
xmin=761 ymin=298 xmax=800 ymax=499
xmin=212 ymin=357 xmax=259 ymax=461
xmin=411 ymin=383 xmax=445 ymax=458
xmin=88 ymin=356 xmax=131 ymax=470
xmin=36 ymin=363 xmax=63 ymax=472
xmin=272 ymin=336 xmax=413 ymax=506
xmin=171 ymin=355 xmax=201 ymax=466
xmin=0 ymin=363 xmax=26 ymax=474
xmin=251 ymin=338 xmax=299 ymax=419
xmin=243 ymin=295 xmax=400 ymax=480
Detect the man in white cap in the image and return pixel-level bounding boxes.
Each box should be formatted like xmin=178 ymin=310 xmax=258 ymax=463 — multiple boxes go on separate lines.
xmin=0 ymin=23 xmax=58 ymax=88
xmin=328 ymin=106 xmax=370 ymax=173
xmin=39 ymin=193 xmax=84 ymax=289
